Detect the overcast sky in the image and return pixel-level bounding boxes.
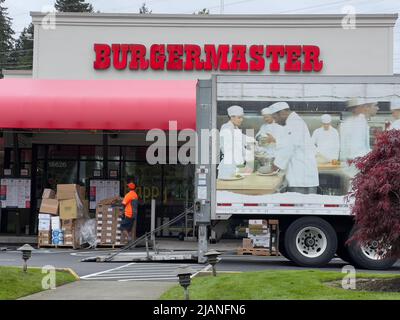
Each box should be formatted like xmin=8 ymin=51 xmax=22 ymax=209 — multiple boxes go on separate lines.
xmin=4 ymin=0 xmax=400 ymax=72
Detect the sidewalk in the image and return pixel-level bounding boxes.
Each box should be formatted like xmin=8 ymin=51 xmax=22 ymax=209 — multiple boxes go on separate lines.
xmin=19 ymin=280 xmax=176 ymax=300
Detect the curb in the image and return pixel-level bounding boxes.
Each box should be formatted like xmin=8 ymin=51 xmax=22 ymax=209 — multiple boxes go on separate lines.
xmin=56 ymin=268 xmax=80 ymax=281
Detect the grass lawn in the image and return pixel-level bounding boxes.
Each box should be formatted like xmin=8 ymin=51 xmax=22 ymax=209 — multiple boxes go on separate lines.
xmin=0 ymin=266 xmax=77 ymax=300
xmin=161 ymin=270 xmax=400 ymax=300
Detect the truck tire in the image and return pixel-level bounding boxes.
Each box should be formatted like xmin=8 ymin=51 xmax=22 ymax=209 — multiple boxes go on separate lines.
xmin=346 ymin=227 xmax=397 ymax=270
xmin=284 ymin=217 xmax=337 ymax=267
xmin=278 ymin=231 xmax=290 ymax=260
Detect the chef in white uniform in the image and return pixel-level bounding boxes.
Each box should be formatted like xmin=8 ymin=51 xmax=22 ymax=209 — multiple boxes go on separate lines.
xmin=255 ymin=107 xmax=284 ymax=157
xmin=340 ymin=99 xmax=376 ymax=162
xmin=389 ymin=101 xmax=400 ymax=130
xmin=218 ymin=105 xmax=250 ymax=179
xmin=269 ymin=102 xmax=319 ymax=194
xmin=312 ymin=114 xmax=340 ymax=162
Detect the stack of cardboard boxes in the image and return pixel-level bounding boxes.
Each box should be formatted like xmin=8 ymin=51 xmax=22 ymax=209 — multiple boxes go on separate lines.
xmin=239 ymin=219 xmax=279 ymax=255
xmin=37 ymin=184 xmax=89 ymax=248
xmin=95 ymin=197 xmax=124 ymax=246
xmin=246 ymin=220 xmax=271 ymax=248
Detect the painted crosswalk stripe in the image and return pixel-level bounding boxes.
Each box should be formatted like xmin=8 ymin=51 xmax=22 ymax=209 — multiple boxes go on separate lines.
xmin=81 ymin=263 xmax=208 ymax=282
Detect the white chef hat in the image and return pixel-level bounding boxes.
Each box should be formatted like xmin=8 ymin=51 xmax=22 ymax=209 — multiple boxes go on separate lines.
xmin=227 ymin=105 xmax=244 ymax=117
xmin=261 ymin=107 xmax=273 ymax=115
xmin=347 ymin=98 xmax=376 ymax=109
xmin=269 ymin=102 xmax=290 ymax=114
xmin=390 ymin=99 xmax=400 ymax=111
xmin=321 ymin=114 xmax=332 ymax=124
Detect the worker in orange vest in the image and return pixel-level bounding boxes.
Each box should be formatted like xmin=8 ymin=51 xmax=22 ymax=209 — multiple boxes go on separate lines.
xmin=121 ymin=181 xmax=139 ymax=242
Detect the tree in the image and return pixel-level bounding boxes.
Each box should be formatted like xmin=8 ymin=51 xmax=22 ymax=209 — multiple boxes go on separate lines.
xmin=12 ymin=23 xmax=34 ymax=70
xmin=55 ymin=0 xmax=93 ymax=13
xmin=0 ymin=0 xmax=14 ymax=77
xmin=349 ymin=129 xmax=400 ymax=258
xmin=139 ymin=3 xmax=152 ymax=14
xmin=194 ymin=8 xmax=210 ymax=15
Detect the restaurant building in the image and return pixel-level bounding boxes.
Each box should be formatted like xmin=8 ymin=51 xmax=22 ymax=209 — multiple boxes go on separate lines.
xmin=0 ymin=13 xmax=397 ymax=240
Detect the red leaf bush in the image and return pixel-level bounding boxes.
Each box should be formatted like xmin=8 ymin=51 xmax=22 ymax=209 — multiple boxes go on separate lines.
xmin=349 ymin=130 xmax=400 ymax=258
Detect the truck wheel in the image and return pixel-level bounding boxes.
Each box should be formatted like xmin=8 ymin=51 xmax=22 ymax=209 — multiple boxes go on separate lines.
xmin=346 ymin=227 xmax=397 ymax=270
xmin=284 ymin=217 xmax=337 ymax=267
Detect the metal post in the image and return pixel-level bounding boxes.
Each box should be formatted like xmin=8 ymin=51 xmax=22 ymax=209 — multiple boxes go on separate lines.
xmin=22 ymin=260 xmax=27 ymax=273
xmin=102 ymin=132 xmax=108 ymax=178
xmin=197 ymin=224 xmax=208 ymax=263
xmin=145 ymin=234 xmax=150 ymax=260
xmin=150 ymin=199 xmax=156 ymax=241
xmin=184 ymin=287 xmax=189 ymax=300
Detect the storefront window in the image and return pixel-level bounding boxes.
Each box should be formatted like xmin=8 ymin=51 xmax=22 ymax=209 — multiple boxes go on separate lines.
xmin=108 ymin=161 xmax=121 ymax=178
xmin=79 ymin=146 xmax=103 ymax=160
xmin=20 ymin=149 xmax=32 ymax=163
xmin=124 ymin=163 xmax=162 ymax=204
xmin=122 ymin=146 xmax=147 ymax=161
xmin=48 ymin=145 xmax=78 ymax=160
xmin=79 ymin=161 xmax=103 ymax=185
xmin=0 ymin=136 xmax=4 ymax=176
xmin=37 ymin=145 xmax=46 ymax=159
xmin=163 ymin=165 xmax=194 ymax=206
xmin=46 ymin=160 xmax=78 ymax=190
xmin=108 ymin=146 xmax=121 ymax=161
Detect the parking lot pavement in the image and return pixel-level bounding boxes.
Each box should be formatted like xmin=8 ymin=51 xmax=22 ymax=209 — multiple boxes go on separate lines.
xmin=1 ymin=249 xmax=399 ymax=276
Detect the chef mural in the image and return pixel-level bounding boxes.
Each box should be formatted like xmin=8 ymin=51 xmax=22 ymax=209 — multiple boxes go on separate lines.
xmin=217 ymin=97 xmax=399 ymax=197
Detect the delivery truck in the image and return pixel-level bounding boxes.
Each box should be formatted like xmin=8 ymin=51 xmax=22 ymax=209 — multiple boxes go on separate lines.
xmin=194 ymin=75 xmax=399 ymax=269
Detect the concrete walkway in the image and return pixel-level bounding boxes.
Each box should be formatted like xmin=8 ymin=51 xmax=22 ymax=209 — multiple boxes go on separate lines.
xmin=19 ymin=280 xmax=176 ymax=300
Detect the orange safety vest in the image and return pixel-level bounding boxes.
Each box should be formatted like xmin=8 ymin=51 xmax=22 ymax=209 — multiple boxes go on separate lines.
xmin=122 ymin=190 xmax=138 ymax=218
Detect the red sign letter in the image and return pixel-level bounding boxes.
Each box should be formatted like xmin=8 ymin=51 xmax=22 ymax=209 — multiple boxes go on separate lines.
xmin=184 ymin=45 xmax=204 ymax=71
xmin=167 ymin=45 xmax=184 ymax=70
xmin=266 ymin=45 xmax=284 ymax=72
xmin=93 ymin=44 xmax=111 ymax=70
xmin=302 ymin=45 xmax=323 ymax=72
xmin=230 ymin=45 xmax=248 ymax=71
xmin=204 ymin=44 xmax=230 ymax=71
xmin=284 ymin=45 xmax=302 ymax=72
xmin=249 ymin=45 xmax=265 ymax=71
xmin=112 ymin=44 xmax=129 ymax=70
xmin=129 ymin=44 xmax=149 ymax=70
xmin=150 ymin=44 xmax=166 ymax=70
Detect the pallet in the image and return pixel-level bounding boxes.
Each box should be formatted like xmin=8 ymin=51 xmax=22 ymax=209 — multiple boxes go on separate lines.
xmin=37 ymin=244 xmax=77 ymax=249
xmin=96 ymin=243 xmax=125 ymax=249
xmin=237 ymin=247 xmax=279 ymax=256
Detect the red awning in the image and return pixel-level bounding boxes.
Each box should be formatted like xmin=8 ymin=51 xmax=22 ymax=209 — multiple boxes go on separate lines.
xmin=0 ymin=79 xmax=196 ymax=130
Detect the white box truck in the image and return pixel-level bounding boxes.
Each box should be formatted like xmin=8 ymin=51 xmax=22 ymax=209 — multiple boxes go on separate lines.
xmin=194 ymin=75 xmax=399 ymax=270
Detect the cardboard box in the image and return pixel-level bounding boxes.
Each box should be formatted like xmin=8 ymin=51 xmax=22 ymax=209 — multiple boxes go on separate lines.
xmin=42 ymin=189 xmax=56 ymax=199
xmin=39 ymin=199 xmax=59 ymax=215
xmin=61 ymin=219 xmax=74 ymax=228
xmin=38 ymin=230 xmax=51 ymax=238
xmin=242 ymin=238 xmax=253 ymax=248
xmin=79 ymin=186 xmax=86 ymax=200
xmin=57 ymin=184 xmax=79 ymax=200
xmin=38 ymin=219 xmax=51 ymax=231
xmin=38 ymin=213 xmax=51 ymax=220
xmin=51 ymin=216 xmax=61 ymax=230
xmin=59 ymin=199 xmax=79 ymax=219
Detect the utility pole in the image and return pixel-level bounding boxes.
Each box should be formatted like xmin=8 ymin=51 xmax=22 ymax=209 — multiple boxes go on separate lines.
xmin=220 ymin=0 xmax=224 ymax=14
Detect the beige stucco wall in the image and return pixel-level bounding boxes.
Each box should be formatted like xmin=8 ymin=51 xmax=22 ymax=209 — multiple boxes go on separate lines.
xmin=31 ymin=13 xmax=397 ymax=80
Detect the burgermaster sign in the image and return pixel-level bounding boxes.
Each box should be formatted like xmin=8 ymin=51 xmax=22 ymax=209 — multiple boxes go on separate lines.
xmin=93 ymin=44 xmax=323 ymax=73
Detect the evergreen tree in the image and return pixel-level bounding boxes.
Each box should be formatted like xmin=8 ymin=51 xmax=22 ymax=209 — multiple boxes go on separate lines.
xmin=55 ymin=0 xmax=93 ymax=13
xmin=0 ymin=0 xmax=15 ymax=78
xmin=139 ymin=3 xmax=152 ymax=14
xmin=194 ymin=8 xmax=210 ymax=15
xmin=13 ymin=23 xmax=34 ymax=70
